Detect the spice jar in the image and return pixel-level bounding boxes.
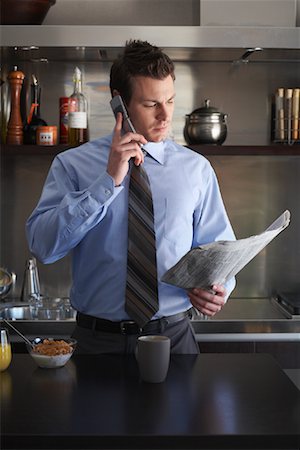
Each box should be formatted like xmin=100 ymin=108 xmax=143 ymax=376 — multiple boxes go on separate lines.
xmin=36 ymin=126 xmax=57 ymax=146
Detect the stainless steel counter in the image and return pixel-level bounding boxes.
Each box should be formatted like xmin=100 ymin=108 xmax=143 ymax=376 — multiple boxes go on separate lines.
xmin=192 ymin=297 xmax=300 ymax=341
xmin=1 ymin=298 xmax=300 ymax=344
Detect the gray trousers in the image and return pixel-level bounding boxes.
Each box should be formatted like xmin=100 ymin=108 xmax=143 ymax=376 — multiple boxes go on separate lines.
xmin=71 ymin=318 xmax=199 ymax=354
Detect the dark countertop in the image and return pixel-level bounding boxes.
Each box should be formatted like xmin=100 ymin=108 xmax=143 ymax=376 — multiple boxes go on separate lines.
xmin=1 ymin=353 xmax=300 ymax=450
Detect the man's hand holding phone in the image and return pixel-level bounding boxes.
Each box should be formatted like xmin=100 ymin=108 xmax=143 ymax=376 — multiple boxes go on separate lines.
xmin=107 ymin=112 xmax=147 ymax=186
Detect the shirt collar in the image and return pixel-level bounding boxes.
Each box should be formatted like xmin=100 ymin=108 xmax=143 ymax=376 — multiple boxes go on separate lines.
xmin=143 ymin=141 xmax=165 ymax=165
xmin=107 ymin=133 xmax=165 ymax=165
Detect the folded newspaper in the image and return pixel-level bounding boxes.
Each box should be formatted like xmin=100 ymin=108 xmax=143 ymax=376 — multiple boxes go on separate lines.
xmin=161 ymin=210 xmax=291 ymax=290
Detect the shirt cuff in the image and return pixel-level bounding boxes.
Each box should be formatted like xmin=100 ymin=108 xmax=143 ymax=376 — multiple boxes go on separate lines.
xmin=88 ymin=171 xmax=123 ymax=205
xmin=224 ymin=277 xmax=236 ymax=302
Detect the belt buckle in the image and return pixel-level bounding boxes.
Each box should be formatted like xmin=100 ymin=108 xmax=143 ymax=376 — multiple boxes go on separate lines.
xmin=120 ymin=320 xmax=137 ymax=335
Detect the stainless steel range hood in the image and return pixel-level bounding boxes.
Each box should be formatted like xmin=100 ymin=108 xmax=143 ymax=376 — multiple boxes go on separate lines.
xmin=1 ymin=25 xmax=299 ymax=49
xmin=1 ymin=45 xmax=299 ymax=64
xmin=1 ymin=25 xmax=299 ymax=64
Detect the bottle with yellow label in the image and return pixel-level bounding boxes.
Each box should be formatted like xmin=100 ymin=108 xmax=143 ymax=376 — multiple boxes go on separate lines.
xmin=0 ymin=328 xmax=12 ymax=372
xmin=68 ymin=67 xmax=89 ymax=147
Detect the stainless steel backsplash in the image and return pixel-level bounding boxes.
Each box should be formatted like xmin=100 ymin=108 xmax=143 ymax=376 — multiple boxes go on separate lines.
xmin=2 ymin=152 xmax=299 ymax=300
xmin=1 ymin=59 xmax=299 ymax=299
xmin=208 ymin=155 xmax=300 ymax=298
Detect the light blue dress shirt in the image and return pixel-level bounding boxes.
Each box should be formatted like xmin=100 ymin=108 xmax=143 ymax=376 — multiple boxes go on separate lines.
xmin=26 ymin=134 xmax=236 ymax=321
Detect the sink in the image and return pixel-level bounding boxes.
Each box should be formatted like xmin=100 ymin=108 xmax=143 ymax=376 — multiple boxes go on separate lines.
xmin=0 ymin=300 xmax=76 ymax=321
xmin=0 ymin=305 xmax=32 ymax=320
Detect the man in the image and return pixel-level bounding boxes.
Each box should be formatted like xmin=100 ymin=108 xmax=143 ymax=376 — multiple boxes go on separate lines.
xmin=26 ymin=40 xmax=236 ymax=354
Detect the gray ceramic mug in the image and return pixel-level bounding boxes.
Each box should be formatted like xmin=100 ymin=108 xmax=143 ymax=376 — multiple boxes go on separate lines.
xmin=136 ymin=335 xmax=170 ymax=383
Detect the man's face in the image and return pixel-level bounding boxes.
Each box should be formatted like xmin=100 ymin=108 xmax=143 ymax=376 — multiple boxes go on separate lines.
xmin=127 ymin=75 xmax=175 ymax=143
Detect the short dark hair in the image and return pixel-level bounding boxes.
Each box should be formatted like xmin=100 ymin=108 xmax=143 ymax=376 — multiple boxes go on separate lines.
xmin=110 ymin=40 xmax=175 ymax=105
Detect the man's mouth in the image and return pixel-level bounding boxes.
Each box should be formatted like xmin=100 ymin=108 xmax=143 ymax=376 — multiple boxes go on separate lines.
xmin=153 ymin=125 xmax=168 ymax=132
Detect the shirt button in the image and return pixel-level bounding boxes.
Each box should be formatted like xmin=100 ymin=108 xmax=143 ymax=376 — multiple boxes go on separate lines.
xmin=105 ymin=188 xmax=111 ymax=196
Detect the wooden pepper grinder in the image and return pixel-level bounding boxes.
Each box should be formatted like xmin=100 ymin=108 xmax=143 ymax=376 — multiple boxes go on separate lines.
xmin=6 ymin=66 xmax=25 ymax=145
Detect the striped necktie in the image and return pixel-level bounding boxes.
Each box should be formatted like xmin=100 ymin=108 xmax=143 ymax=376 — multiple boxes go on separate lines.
xmin=125 ymin=158 xmax=159 ymax=327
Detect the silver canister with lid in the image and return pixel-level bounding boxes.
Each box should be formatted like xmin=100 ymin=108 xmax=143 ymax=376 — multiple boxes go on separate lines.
xmin=184 ymin=99 xmax=228 ymax=145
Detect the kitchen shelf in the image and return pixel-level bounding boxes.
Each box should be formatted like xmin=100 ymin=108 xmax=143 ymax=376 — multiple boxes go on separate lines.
xmin=190 ymin=144 xmax=300 ymax=155
xmin=1 ymin=144 xmax=70 ymax=156
xmin=2 ymin=144 xmax=300 ymax=156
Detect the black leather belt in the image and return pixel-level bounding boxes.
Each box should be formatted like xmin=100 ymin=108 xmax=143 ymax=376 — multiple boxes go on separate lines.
xmin=76 ymin=309 xmax=193 ymax=335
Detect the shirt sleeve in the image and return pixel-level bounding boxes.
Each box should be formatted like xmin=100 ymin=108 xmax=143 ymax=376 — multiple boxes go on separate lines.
xmin=193 ymin=161 xmax=236 ymax=299
xmin=26 ymin=155 xmax=123 ymax=264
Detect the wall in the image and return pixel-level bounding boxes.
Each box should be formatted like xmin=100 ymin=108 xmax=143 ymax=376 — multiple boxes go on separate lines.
xmin=2 ymin=149 xmax=299 ymax=300
xmin=210 ymin=154 xmax=300 ymax=298
xmin=44 ymin=0 xmax=201 ymax=25
xmin=1 ymin=57 xmax=300 ymax=300
xmin=43 ymin=0 xmax=300 ymax=27
xmin=1 ymin=0 xmax=299 ymax=300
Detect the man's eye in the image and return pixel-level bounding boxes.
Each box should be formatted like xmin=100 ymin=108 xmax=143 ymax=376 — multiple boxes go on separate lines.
xmin=144 ymin=103 xmax=156 ymax=108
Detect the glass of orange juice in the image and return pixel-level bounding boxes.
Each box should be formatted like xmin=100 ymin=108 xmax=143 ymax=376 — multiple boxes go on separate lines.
xmin=0 ymin=328 xmax=12 ymax=371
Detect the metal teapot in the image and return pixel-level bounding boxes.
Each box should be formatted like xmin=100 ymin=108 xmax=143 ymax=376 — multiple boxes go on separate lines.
xmin=184 ymin=99 xmax=228 ymax=145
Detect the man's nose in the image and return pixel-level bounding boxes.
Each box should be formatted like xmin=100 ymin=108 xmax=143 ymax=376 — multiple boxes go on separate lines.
xmin=157 ymin=104 xmax=168 ymax=121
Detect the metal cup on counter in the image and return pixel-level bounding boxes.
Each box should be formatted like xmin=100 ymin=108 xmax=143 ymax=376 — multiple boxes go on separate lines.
xmin=36 ymin=297 xmax=64 ymax=320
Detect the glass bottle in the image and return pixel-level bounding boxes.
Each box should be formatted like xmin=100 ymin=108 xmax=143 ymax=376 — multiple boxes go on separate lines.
xmin=0 ymin=328 xmax=12 ymax=372
xmin=68 ymin=67 xmax=88 ymax=147
xmin=24 ymin=74 xmax=47 ymax=144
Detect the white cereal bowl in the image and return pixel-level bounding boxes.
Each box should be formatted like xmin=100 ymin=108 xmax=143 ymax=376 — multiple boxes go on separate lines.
xmin=27 ymin=338 xmax=77 ymax=369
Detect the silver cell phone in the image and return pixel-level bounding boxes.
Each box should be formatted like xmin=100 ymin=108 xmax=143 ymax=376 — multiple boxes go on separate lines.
xmin=110 ymin=95 xmax=136 ymax=133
